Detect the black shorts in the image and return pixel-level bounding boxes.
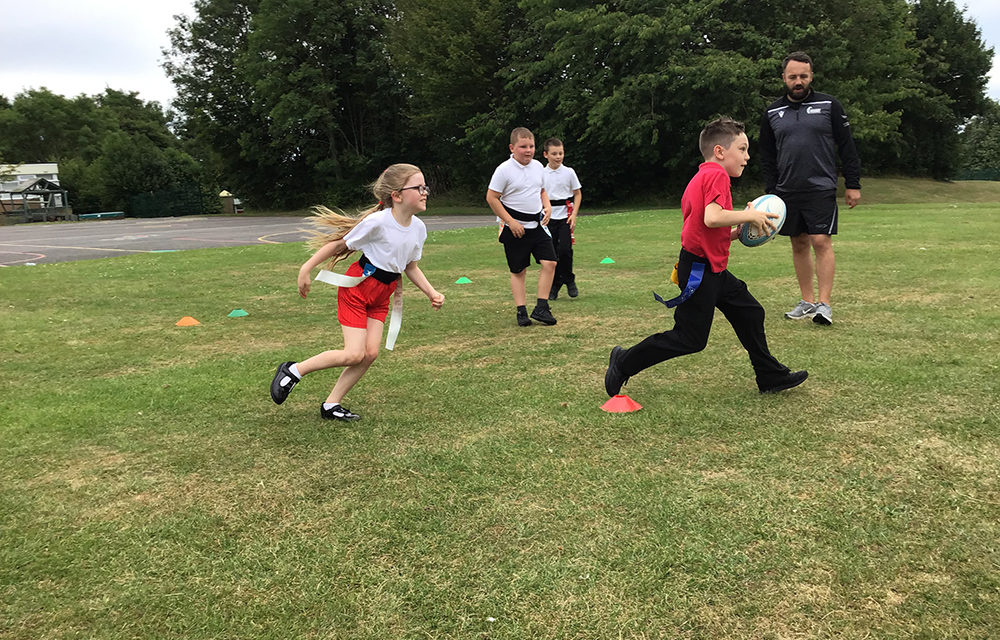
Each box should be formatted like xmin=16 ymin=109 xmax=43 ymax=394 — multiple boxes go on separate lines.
xmin=778 ymin=190 xmax=838 ymax=236
xmin=499 ymin=225 xmax=557 ymax=273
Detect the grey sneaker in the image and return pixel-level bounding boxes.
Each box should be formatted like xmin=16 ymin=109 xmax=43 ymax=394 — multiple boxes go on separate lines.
xmin=785 ymin=300 xmax=817 ymax=320
xmin=812 ymin=303 xmax=832 ymax=326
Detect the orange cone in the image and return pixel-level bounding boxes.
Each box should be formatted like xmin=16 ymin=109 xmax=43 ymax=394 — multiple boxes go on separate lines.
xmin=601 ymin=394 xmax=642 ymax=413
xmin=175 ymin=316 xmax=201 ymax=326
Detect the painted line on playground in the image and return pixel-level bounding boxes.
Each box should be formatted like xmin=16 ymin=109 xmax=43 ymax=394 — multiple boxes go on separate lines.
xmin=257 ymin=230 xmax=309 ymax=244
xmin=0 ymin=241 xmax=151 ymax=255
xmin=0 ymin=250 xmax=47 ymax=267
xmin=174 ymin=236 xmax=263 ymax=245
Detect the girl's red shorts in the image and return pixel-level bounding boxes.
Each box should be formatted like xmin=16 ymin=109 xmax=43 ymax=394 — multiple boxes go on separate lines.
xmin=336 ymin=261 xmax=398 ymax=328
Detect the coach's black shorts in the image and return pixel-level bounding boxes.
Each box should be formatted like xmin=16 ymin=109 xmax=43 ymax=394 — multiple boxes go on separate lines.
xmin=499 ymin=225 xmax=557 ymax=273
xmin=778 ymin=190 xmax=838 ymax=236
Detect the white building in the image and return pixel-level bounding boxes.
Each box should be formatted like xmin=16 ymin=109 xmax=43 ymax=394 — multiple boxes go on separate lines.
xmin=1 ymin=163 xmax=73 ymax=220
xmin=0 ymin=162 xmax=60 ymax=193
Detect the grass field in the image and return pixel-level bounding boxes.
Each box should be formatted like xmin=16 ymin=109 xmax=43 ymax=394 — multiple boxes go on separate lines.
xmin=239 ymin=176 xmax=1000 ymax=217
xmin=2 ymin=197 xmax=999 ymax=638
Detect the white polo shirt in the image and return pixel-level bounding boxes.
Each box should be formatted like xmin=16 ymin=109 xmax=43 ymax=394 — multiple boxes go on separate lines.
xmin=344 ymin=208 xmax=426 ymax=273
xmin=488 ymin=155 xmax=546 ymax=229
xmin=543 ymin=164 xmax=582 ymax=220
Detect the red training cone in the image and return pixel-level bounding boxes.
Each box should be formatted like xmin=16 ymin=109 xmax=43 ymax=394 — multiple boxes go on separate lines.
xmin=601 ymin=394 xmax=642 ymax=413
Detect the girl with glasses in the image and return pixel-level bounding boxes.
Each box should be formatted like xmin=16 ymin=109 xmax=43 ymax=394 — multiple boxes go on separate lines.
xmin=269 ymin=163 xmax=444 ymax=421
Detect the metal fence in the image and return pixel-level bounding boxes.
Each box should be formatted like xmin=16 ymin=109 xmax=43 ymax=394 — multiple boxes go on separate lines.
xmin=129 ymin=185 xmax=222 ymax=218
xmin=954 ymin=168 xmax=1000 ymax=181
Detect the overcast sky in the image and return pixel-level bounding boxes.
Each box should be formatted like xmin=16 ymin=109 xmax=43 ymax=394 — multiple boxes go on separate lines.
xmin=1 ymin=0 xmax=998 ymax=108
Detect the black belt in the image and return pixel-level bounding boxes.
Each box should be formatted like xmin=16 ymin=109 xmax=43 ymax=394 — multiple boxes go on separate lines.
xmin=358 ymin=253 xmax=401 ymax=284
xmin=502 ymin=204 xmax=543 ymax=223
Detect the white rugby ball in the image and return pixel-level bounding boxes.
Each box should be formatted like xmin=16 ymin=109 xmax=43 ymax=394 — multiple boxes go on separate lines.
xmin=738 ymin=194 xmax=786 ymax=247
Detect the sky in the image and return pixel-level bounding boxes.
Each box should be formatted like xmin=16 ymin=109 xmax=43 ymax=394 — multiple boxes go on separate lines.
xmin=1 ymin=0 xmax=999 ymax=108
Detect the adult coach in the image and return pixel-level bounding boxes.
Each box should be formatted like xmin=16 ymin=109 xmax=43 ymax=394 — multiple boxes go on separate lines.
xmin=759 ymin=51 xmax=861 ymax=326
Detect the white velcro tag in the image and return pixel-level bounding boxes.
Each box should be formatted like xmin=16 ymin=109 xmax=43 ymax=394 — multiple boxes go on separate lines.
xmin=315 ymin=269 xmax=404 ymax=351
xmin=314 ymin=269 xmax=368 ymax=288
xmin=383 ymin=281 xmax=403 ymax=351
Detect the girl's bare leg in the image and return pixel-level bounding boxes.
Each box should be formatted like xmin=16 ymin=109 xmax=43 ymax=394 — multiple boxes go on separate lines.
xmin=326 ymin=317 xmax=385 ymax=404
xmin=295 ymin=326 xmax=367 ymax=375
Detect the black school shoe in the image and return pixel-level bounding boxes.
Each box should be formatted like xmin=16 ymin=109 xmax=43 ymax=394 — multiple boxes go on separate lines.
xmin=566 ymin=280 xmax=579 ymax=298
xmin=517 ymin=308 xmax=532 ymax=326
xmin=321 ymin=403 xmax=361 ymax=421
xmin=758 ymin=370 xmax=809 ymax=394
xmin=548 ymin=284 xmax=560 ymax=301
xmin=604 ymin=345 xmax=630 ymax=397
xmin=530 ymin=306 xmax=557 ymax=325
xmin=270 ymin=361 xmax=299 ymax=405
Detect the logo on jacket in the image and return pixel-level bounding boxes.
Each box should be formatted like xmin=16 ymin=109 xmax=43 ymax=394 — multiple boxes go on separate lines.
xmin=806 ymin=106 xmax=823 ymax=114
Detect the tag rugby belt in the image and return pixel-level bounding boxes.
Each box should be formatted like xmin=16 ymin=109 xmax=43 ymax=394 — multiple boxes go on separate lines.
xmin=503 ymin=204 xmax=544 ymax=223
xmin=502 ymin=203 xmax=552 ymax=238
xmin=314 ymin=253 xmax=404 ymax=350
xmin=653 ymin=249 xmax=707 ymax=309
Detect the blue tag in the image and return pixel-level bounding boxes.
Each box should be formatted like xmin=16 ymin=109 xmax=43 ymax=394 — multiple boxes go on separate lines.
xmin=362 ymin=262 xmax=376 ymax=277
xmin=654 ymin=261 xmax=705 ymax=308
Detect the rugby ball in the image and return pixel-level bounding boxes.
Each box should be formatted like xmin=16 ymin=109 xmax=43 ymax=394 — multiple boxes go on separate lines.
xmin=738 ymin=194 xmax=786 ymax=247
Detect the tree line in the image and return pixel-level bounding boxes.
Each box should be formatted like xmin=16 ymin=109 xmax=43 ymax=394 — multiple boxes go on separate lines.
xmin=0 ymin=89 xmax=209 ymax=214
xmin=2 ymin=0 xmax=997 ymax=213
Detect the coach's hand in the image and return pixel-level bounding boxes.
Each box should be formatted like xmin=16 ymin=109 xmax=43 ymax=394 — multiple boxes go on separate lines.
xmin=845 ymin=189 xmax=861 ymax=209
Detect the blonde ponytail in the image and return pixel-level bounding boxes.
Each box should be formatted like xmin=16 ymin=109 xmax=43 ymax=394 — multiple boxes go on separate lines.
xmin=305 ymin=163 xmax=422 ymax=268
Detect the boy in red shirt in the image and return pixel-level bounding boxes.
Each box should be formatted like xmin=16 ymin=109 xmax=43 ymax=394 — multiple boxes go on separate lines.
xmin=605 ymin=117 xmax=808 ymax=397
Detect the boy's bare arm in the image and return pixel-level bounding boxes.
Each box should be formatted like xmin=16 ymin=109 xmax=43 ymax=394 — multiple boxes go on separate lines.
xmin=486 ymin=189 xmax=525 ymax=237
xmin=704 ymin=201 xmax=778 ymax=233
xmin=570 ymin=188 xmax=582 ymax=231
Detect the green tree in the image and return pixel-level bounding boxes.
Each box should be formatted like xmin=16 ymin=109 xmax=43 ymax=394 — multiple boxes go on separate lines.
xmin=492 ymin=0 xmax=922 ymax=199
xmin=166 ymin=0 xmax=406 ymax=207
xmin=872 ymin=0 xmax=995 ymax=178
xmin=161 ymin=0 xmax=996 ymax=201
xmin=959 ymin=98 xmax=1000 ymax=179
xmin=387 ymin=0 xmax=523 ymax=187
xmin=0 ymin=89 xmax=109 ymax=163
xmin=247 ymin=0 xmax=406 ymax=203
xmin=95 ymin=132 xmax=200 ymax=212
xmin=164 ymin=0 xmax=271 ymax=203
xmin=0 ymin=88 xmax=205 ymax=213
xmin=57 ymin=158 xmax=104 ymax=214
xmin=96 ymin=89 xmax=177 ymax=149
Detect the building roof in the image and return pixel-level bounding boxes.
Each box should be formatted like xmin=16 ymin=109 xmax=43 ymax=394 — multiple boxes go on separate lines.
xmin=7 ymin=163 xmax=59 ymax=175
xmin=2 ymin=178 xmax=66 ymax=194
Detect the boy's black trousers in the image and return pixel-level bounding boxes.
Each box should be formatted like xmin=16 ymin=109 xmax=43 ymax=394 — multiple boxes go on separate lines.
xmin=619 ymin=249 xmax=790 ymax=387
xmin=548 ymin=218 xmax=574 ymax=287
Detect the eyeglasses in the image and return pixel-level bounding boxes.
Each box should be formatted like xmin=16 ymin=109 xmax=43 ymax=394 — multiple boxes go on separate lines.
xmin=398 ymin=185 xmax=430 ymax=195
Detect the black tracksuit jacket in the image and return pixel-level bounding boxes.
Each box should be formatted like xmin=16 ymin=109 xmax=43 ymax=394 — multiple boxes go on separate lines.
xmin=758 ymin=89 xmax=862 ymax=195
